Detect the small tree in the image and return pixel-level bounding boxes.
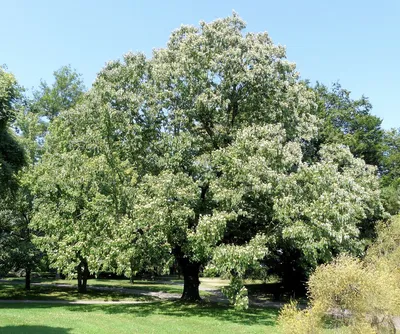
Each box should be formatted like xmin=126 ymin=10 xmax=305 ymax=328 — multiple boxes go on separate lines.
xmin=4 ymin=66 xmax=86 ymax=290
xmin=31 ymin=150 xmax=119 ymax=293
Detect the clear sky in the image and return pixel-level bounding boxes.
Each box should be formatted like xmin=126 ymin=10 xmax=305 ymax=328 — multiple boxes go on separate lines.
xmin=1 ymin=0 xmax=399 ymax=128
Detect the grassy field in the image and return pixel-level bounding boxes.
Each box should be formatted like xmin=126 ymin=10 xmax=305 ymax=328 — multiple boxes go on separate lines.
xmin=0 ymin=302 xmax=280 ymax=334
xmin=0 ymin=277 xmax=371 ymax=333
xmin=0 ymin=277 xmax=283 ymax=333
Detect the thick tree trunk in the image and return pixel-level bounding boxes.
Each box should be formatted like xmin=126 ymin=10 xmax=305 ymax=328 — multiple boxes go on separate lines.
xmin=176 ymin=182 xmax=208 ymax=302
xmin=130 ymin=259 xmax=135 ymax=284
xmin=25 ymin=268 xmax=31 ymax=290
xmin=77 ymin=264 xmax=83 ymax=293
xmin=180 ymin=260 xmax=201 ymax=301
xmin=77 ymin=259 xmax=89 ymax=293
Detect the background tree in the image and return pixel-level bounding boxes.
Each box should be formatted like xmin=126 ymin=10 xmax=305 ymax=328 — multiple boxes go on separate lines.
xmin=32 ymin=65 xmax=85 ymax=121
xmin=310 ymin=83 xmax=400 ymax=217
xmin=380 ymin=128 xmax=400 ymax=215
xmin=309 ymin=82 xmax=384 ymax=167
xmin=303 ymin=82 xmax=388 ymax=245
xmin=0 ymin=65 xmax=85 ymax=289
xmin=31 ymin=149 xmax=118 ymax=292
xmin=31 ymin=63 xmax=144 ymax=292
xmin=0 ymin=190 xmax=40 ymax=290
xmin=0 ymin=66 xmax=26 ymax=278
xmin=16 ymin=66 xmax=86 ymax=289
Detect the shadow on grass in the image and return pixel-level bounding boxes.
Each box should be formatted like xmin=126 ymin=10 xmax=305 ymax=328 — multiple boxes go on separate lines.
xmin=0 ymin=325 xmax=71 ymax=333
xmin=101 ymin=284 xmax=183 ymax=294
xmin=0 ymin=279 xmax=184 ymax=294
xmin=0 ymin=284 xmax=154 ymax=302
xmin=1 ymin=277 xmax=183 ymax=286
xmin=0 ymin=301 xmax=278 ymax=327
xmin=91 ymin=279 xmax=183 ymax=285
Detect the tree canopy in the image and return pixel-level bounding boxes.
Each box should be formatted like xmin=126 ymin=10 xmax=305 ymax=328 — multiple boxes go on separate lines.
xmin=27 ymin=15 xmax=386 ymax=306
xmin=32 ymin=65 xmax=85 ymax=121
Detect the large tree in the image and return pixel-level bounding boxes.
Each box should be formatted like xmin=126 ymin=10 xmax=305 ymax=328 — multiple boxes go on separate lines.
xmin=32 ymin=14 xmax=384 ymax=304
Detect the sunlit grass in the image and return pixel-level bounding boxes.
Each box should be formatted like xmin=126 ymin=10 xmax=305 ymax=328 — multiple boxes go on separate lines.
xmin=0 ymin=301 xmax=280 ymax=334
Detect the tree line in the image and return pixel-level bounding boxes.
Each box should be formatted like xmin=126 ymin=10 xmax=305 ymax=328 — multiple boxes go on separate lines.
xmin=1 ymin=14 xmax=399 ymax=308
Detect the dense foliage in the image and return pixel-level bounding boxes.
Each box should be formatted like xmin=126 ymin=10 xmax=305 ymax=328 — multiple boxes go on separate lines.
xmin=312 ymin=82 xmax=384 ymax=167
xmin=0 ymin=14 xmax=398 ymax=310
xmin=0 ymin=67 xmax=25 ymax=195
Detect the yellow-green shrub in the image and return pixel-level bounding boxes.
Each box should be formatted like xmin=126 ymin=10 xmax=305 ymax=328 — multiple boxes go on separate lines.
xmin=278 ymin=301 xmax=324 ymax=334
xmin=278 ymin=215 xmax=400 ymax=334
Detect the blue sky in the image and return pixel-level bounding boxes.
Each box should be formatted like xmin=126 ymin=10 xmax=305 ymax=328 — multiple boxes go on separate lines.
xmin=2 ymin=0 xmax=399 ymax=128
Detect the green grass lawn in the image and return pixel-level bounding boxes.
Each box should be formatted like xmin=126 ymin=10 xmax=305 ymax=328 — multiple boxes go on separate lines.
xmin=0 ymin=302 xmax=280 ymax=334
xmin=0 ymin=276 xmax=283 ymax=333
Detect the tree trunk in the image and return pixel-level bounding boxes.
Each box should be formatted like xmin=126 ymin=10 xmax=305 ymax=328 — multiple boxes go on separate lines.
xmin=77 ymin=259 xmax=89 ymax=293
xmin=25 ymin=268 xmax=31 ymax=290
xmin=180 ymin=260 xmax=201 ymax=301
xmin=130 ymin=259 xmax=135 ymax=284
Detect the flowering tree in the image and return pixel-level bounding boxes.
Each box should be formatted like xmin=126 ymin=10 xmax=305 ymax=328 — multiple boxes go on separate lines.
xmin=32 ymin=14 xmax=383 ymax=306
